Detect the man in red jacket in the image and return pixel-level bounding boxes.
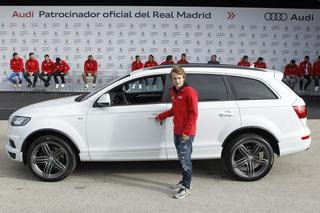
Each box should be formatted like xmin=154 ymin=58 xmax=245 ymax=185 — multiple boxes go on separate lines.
xmin=8 ymin=52 xmax=23 ymax=87
xmin=237 ymin=55 xmax=251 ymax=67
xmin=24 ymin=52 xmax=39 ymax=87
xmin=157 ymin=66 xmax=198 ymax=199
xmin=53 ymin=57 xmax=70 ymax=89
xmin=83 ymin=55 xmax=98 ymax=89
xmin=254 ymin=57 xmax=267 ymax=69
xmin=161 ymin=55 xmax=175 ymax=65
xmin=39 ymin=54 xmax=55 ymax=87
xmin=284 ymin=59 xmax=299 ymax=89
xmin=313 ymin=56 xmax=320 ymax=91
xmin=298 ymin=56 xmax=313 ymax=90
xmin=131 ymin=55 xmax=143 ymax=71
xmin=177 ymin=53 xmax=189 ymax=64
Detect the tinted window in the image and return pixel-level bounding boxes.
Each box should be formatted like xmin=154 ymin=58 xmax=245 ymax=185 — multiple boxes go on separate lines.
xmin=229 ymin=76 xmax=277 ymax=100
xmin=187 ymin=74 xmax=228 ymax=101
xmin=108 ymin=75 xmax=165 ymax=106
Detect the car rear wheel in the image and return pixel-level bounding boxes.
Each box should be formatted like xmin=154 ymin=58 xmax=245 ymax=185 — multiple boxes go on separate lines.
xmin=26 ymin=135 xmax=77 ymax=182
xmin=224 ymin=134 xmax=274 ymax=181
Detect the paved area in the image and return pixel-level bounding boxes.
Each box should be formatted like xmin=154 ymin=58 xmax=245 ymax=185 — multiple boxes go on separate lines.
xmin=0 ymin=120 xmax=319 ymax=213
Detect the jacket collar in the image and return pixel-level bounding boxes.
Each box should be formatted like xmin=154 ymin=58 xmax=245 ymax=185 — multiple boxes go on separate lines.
xmin=173 ymin=82 xmax=189 ymax=94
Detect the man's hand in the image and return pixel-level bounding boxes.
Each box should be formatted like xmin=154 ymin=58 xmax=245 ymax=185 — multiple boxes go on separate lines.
xmin=182 ymin=134 xmax=189 ymax=141
xmin=29 ymin=72 xmax=33 ymax=76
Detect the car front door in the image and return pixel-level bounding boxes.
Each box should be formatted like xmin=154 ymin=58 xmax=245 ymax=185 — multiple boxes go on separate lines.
xmin=86 ymin=75 xmax=169 ymax=160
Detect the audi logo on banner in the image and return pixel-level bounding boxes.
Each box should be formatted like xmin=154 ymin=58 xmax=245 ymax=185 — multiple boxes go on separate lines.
xmin=264 ymin=12 xmax=288 ymax=21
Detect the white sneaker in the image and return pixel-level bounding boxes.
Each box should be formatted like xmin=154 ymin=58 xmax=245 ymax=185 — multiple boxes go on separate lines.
xmin=61 ymin=84 xmax=65 ymax=88
xmin=93 ymin=83 xmax=96 ymax=88
xmin=85 ymin=84 xmax=88 ymax=89
xmin=18 ymin=83 xmax=22 ymax=87
xmin=13 ymin=84 xmax=17 ymax=88
xmin=139 ymin=84 xmax=142 ymax=89
xmin=55 ymin=84 xmax=59 ymax=89
xmin=174 ymin=187 xmax=191 ymax=199
xmin=315 ymin=86 xmax=319 ymax=91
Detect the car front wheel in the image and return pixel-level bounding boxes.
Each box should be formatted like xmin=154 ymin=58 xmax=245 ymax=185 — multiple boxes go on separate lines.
xmin=224 ymin=134 xmax=274 ymax=181
xmin=26 ymin=135 xmax=77 ymax=182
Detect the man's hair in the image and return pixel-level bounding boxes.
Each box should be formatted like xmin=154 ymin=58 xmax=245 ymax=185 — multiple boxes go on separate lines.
xmin=55 ymin=57 xmax=61 ymax=63
xmin=305 ymin=56 xmax=310 ymax=60
xmin=149 ymin=54 xmax=154 ymax=59
xmin=44 ymin=54 xmax=49 ymax=58
xmin=170 ymin=65 xmax=186 ymax=79
xmin=135 ymin=55 xmax=140 ymax=60
xmin=29 ymin=52 xmax=34 ymax=57
xmin=166 ymin=55 xmax=173 ymax=61
xmin=257 ymin=57 xmax=263 ymax=61
xmin=12 ymin=52 xmax=18 ymax=57
xmin=290 ymin=59 xmax=296 ymax=64
xmin=243 ymin=55 xmax=249 ymax=60
xmin=181 ymin=53 xmax=186 ymax=57
xmin=88 ymin=55 xmax=93 ymax=58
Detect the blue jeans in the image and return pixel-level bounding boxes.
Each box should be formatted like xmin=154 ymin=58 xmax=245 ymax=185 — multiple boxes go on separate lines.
xmin=8 ymin=72 xmax=23 ymax=84
xmin=174 ymin=134 xmax=194 ymax=189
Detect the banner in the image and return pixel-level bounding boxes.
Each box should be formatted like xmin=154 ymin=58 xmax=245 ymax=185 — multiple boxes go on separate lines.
xmin=0 ymin=6 xmax=319 ymax=91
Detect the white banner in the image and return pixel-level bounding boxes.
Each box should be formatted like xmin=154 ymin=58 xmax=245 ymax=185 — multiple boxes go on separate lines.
xmin=0 ymin=6 xmax=319 ymax=91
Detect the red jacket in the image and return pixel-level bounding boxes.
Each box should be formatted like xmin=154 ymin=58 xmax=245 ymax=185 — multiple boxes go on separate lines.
xmin=237 ymin=60 xmax=251 ymax=67
xmin=131 ymin=61 xmax=143 ymax=71
xmin=84 ymin=59 xmax=98 ymax=74
xmin=157 ymin=85 xmax=198 ymax=136
xmin=254 ymin=62 xmax=267 ymax=69
xmin=161 ymin=61 xmax=175 ymax=65
xmin=144 ymin=60 xmax=158 ymax=68
xmin=25 ymin=59 xmax=39 ymax=73
xmin=177 ymin=59 xmax=189 ymax=64
xmin=54 ymin=60 xmax=70 ymax=74
xmin=299 ymin=61 xmax=312 ymax=76
xmin=10 ymin=58 xmax=23 ymax=72
xmin=41 ymin=60 xmax=55 ymax=74
xmin=313 ymin=61 xmax=320 ymax=76
xmin=284 ymin=64 xmax=299 ymax=77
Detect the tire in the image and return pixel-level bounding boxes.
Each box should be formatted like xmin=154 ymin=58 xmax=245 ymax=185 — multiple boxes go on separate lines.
xmin=26 ymin=135 xmax=77 ymax=182
xmin=223 ymin=134 xmax=274 ymax=181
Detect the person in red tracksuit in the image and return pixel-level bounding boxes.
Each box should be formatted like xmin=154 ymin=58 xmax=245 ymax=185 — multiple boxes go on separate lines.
xmin=53 ymin=57 xmax=70 ymax=89
xmin=284 ymin=59 xmax=299 ymax=89
xmin=144 ymin=55 xmax=159 ymax=87
xmin=313 ymin=56 xmax=320 ymax=91
xmin=298 ymin=56 xmax=313 ymax=90
xmin=24 ymin=52 xmax=39 ymax=87
xmin=83 ymin=55 xmax=98 ymax=89
xmin=177 ymin=53 xmax=189 ymax=64
xmin=39 ymin=54 xmax=55 ymax=87
xmin=161 ymin=55 xmax=175 ymax=65
xmin=253 ymin=57 xmax=267 ymax=69
xmin=8 ymin=52 xmax=24 ymax=87
xmin=237 ymin=55 xmax=251 ymax=67
xmin=157 ymin=66 xmax=198 ymax=199
xmin=131 ymin=55 xmax=143 ymax=71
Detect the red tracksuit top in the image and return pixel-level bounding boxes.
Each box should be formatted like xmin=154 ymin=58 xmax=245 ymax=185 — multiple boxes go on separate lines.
xmin=237 ymin=60 xmax=251 ymax=67
xmin=158 ymin=84 xmax=198 ymax=136
xmin=284 ymin=64 xmax=299 ymax=77
xmin=54 ymin=60 xmax=70 ymax=74
xmin=25 ymin=59 xmax=39 ymax=73
xmin=254 ymin=62 xmax=267 ymax=69
xmin=313 ymin=61 xmax=320 ymax=76
xmin=41 ymin=60 xmax=55 ymax=74
xmin=84 ymin=59 xmax=98 ymax=74
xmin=131 ymin=61 xmax=143 ymax=71
xmin=177 ymin=59 xmax=189 ymax=64
xmin=161 ymin=60 xmax=175 ymax=65
xmin=299 ymin=61 xmax=312 ymax=76
xmin=144 ymin=60 xmax=158 ymax=68
xmin=10 ymin=58 xmax=23 ymax=72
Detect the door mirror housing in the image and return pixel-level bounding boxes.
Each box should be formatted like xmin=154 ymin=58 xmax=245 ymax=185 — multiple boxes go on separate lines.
xmin=96 ymin=93 xmax=111 ymax=107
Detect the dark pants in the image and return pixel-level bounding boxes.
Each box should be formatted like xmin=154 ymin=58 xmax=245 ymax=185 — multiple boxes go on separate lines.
xmin=299 ymin=75 xmax=311 ymax=90
xmin=53 ymin=72 xmax=65 ymax=84
xmin=23 ymin=72 xmax=38 ymax=85
xmin=314 ymin=75 xmax=319 ymax=87
xmin=39 ymin=73 xmax=52 ymax=87
xmin=174 ymin=134 xmax=194 ymax=189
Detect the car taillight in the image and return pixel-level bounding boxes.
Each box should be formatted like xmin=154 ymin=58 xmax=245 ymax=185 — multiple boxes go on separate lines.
xmin=293 ymin=105 xmax=307 ymax=119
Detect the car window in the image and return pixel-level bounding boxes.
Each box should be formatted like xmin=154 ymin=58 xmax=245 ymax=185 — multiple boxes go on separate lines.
xmin=229 ymin=76 xmax=277 ymax=100
xmin=108 ymin=75 xmax=165 ymax=106
xmin=187 ymin=74 xmax=228 ymax=101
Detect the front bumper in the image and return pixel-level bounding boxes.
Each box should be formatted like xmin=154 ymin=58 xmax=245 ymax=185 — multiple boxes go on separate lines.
xmin=5 ymin=143 xmax=23 ymax=162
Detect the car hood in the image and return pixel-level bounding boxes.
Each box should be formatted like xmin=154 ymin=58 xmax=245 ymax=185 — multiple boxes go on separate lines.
xmin=10 ymin=95 xmax=89 ymax=119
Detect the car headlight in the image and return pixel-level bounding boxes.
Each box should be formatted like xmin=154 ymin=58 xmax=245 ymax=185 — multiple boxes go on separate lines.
xmin=11 ymin=116 xmax=31 ymax=126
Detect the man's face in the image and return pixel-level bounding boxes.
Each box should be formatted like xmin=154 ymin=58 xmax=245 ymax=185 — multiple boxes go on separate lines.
xmin=45 ymin=56 xmax=49 ymax=61
xmin=304 ymin=57 xmax=309 ymax=62
xmin=89 ymin=56 xmax=94 ymax=61
xmin=30 ymin=54 xmax=34 ymax=60
xmin=211 ymin=56 xmax=216 ymax=61
xmin=14 ymin=55 xmax=18 ymax=60
xmin=148 ymin=56 xmax=153 ymax=61
xmin=171 ymin=72 xmax=185 ymax=88
xmin=181 ymin=55 xmax=186 ymax=60
xmin=136 ymin=57 xmax=140 ymax=61
xmin=243 ymin=57 xmax=248 ymax=62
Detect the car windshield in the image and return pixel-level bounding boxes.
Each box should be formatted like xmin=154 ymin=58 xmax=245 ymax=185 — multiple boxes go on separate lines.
xmin=75 ymin=74 xmax=129 ymax=102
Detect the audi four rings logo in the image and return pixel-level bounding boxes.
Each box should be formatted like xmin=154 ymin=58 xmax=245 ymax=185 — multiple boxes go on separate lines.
xmin=264 ymin=12 xmax=288 ymax=21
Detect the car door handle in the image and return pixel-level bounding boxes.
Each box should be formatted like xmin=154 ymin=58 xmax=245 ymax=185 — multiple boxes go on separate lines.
xmin=148 ymin=113 xmax=159 ymax=119
xmin=219 ymin=111 xmax=235 ymax=117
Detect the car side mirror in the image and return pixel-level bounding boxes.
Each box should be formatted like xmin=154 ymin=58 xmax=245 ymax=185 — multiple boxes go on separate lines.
xmin=97 ymin=93 xmax=111 ymax=107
